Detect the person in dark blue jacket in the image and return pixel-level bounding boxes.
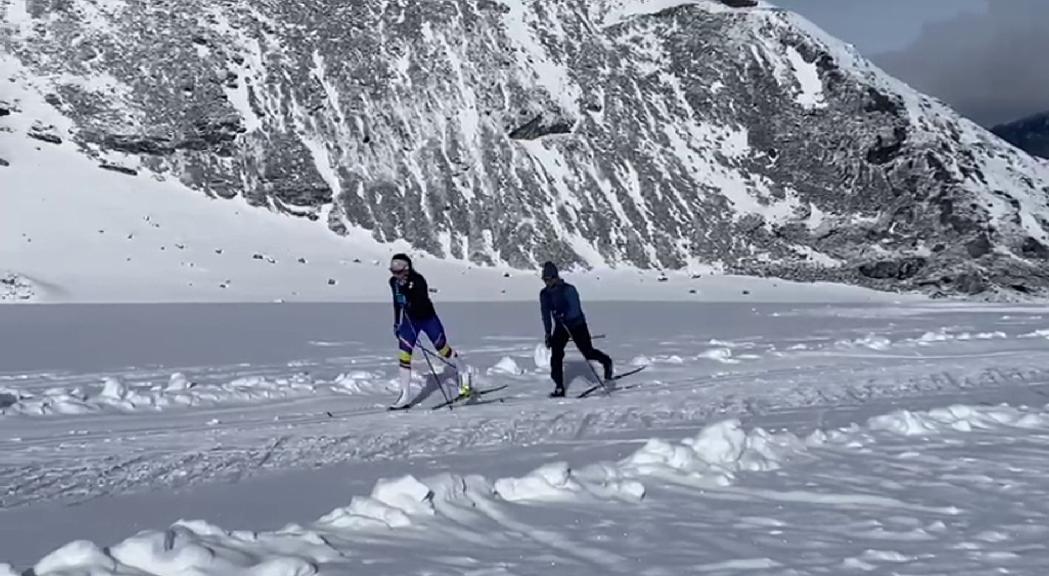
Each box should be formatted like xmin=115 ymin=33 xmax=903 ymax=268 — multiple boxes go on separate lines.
xmin=539 ymin=261 xmax=613 ymax=397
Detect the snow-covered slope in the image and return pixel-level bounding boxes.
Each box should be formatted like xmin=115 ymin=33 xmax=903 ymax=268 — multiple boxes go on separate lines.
xmin=0 ymin=46 xmax=901 ymax=303
xmin=3 ymin=0 xmax=1049 ymax=299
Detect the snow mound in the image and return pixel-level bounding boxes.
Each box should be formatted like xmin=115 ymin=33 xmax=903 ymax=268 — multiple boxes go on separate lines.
xmin=1020 ymin=328 xmax=1049 ymax=339
xmin=1 ymin=373 xmax=318 ymax=417
xmin=33 ymin=522 xmax=336 ymax=576
xmin=330 ymin=371 xmax=389 ymax=395
xmin=17 ymin=401 xmax=1049 ymax=573
xmin=908 ymin=329 xmax=1008 ymax=345
xmin=488 ymin=356 xmax=526 ymax=376
xmin=620 ymin=418 xmax=808 ymax=486
xmin=495 ymin=461 xmax=646 ymax=503
xmin=834 ymin=334 xmax=893 ymax=351
xmin=165 ymin=372 xmax=193 ymax=392
xmin=318 ymin=475 xmax=435 ymax=529
xmin=495 ymin=462 xmax=584 ymax=502
xmin=697 ymin=347 xmax=740 ymax=363
xmin=867 ymin=404 xmax=1049 ymax=436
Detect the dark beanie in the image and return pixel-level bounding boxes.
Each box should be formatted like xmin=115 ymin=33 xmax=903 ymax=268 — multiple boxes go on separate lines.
xmin=541 ymin=261 xmax=559 ymax=279
xmin=391 ymin=253 xmax=412 ymax=268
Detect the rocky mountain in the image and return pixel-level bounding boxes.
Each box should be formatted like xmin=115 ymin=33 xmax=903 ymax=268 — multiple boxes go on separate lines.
xmin=993 ymin=111 xmax=1049 ymax=160
xmin=4 ymin=0 xmax=1049 ymax=299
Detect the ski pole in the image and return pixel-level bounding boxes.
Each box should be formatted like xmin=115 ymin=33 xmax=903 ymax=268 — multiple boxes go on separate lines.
xmin=403 ymin=316 xmax=454 ymax=410
xmin=581 ymin=355 xmax=611 ymax=396
xmin=417 ymin=342 xmax=459 ymax=371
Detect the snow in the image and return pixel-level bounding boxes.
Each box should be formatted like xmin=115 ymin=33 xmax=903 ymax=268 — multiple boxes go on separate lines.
xmin=11 ymin=390 xmax=1049 ymax=573
xmin=784 ymin=45 xmax=826 ymax=110
xmin=487 ymin=356 xmax=526 ymax=375
xmin=2 ymin=0 xmax=31 ymax=30
xmin=8 ymin=5 xmax=1049 ymax=571
xmin=501 ymin=0 xmax=582 ymax=116
xmin=2 ymin=49 xmax=903 ymax=305
xmin=0 ymin=298 xmax=1049 ymax=574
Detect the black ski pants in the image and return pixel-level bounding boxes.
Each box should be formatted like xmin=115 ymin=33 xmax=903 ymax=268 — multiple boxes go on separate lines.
xmin=550 ymin=321 xmax=611 ymax=387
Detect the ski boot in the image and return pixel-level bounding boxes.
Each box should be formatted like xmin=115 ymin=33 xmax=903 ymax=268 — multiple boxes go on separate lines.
xmin=549 ymin=385 xmax=565 ymax=398
xmin=456 ymin=371 xmax=473 ymax=399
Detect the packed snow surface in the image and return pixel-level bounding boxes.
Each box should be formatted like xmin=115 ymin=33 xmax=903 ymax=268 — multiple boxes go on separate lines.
xmin=4 ymin=299 xmax=1049 ymax=574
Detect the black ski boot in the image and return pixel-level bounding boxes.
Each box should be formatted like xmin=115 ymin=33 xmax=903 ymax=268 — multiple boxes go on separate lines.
xmin=549 ymin=386 xmax=565 ymax=398
xmin=603 ymin=360 xmax=614 ymax=381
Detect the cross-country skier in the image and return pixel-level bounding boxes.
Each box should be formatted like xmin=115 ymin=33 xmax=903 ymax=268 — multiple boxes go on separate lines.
xmin=539 ymin=261 xmax=613 ymax=397
xmin=389 ymin=253 xmax=470 ymax=409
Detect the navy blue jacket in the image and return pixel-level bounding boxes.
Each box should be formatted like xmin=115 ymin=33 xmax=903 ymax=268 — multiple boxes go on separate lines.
xmin=540 ymin=280 xmax=586 ymax=335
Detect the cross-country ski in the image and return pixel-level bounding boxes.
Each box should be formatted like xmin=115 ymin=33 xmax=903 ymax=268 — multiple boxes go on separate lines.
xmin=574 ymin=365 xmax=650 ymax=399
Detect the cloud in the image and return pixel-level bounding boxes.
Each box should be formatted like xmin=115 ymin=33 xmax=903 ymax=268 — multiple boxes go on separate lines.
xmin=871 ymin=0 xmax=1049 ymax=127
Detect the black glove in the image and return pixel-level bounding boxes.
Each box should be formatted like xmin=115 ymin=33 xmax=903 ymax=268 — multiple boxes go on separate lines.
xmin=544 ymin=335 xmax=552 ymax=349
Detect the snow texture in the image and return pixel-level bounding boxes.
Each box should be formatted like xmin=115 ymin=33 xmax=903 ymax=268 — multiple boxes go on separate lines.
xmin=10 ymin=398 xmax=1049 ymax=575
xmin=4 ymin=299 xmax=1049 ymax=574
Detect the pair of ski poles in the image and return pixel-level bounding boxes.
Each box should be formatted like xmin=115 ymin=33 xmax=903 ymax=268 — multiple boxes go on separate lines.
xmin=401 ymin=315 xmax=612 ymax=407
xmin=399 ymin=315 xmax=461 ymax=410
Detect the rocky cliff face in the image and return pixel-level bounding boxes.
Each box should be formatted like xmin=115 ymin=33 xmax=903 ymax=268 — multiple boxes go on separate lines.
xmin=4 ymin=0 xmax=1049 ymax=298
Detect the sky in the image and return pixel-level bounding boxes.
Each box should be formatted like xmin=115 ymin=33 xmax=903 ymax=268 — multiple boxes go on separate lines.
xmin=774 ymin=0 xmax=1049 ymax=127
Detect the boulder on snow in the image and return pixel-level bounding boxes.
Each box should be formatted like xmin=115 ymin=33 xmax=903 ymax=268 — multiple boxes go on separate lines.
xmin=28 ymin=130 xmax=62 ymax=145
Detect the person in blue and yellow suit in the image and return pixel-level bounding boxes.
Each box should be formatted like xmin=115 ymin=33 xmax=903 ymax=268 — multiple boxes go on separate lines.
xmin=388 ymin=253 xmax=470 ymax=408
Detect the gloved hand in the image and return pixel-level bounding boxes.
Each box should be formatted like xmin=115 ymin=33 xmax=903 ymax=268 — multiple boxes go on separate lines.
xmin=394 ymin=324 xmax=400 ymax=337
xmin=544 ymin=334 xmax=552 ymax=349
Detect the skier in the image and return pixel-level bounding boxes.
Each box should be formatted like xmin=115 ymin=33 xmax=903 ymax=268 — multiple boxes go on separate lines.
xmin=389 ymin=253 xmax=470 ymax=409
xmin=539 ymin=261 xmax=613 ymax=397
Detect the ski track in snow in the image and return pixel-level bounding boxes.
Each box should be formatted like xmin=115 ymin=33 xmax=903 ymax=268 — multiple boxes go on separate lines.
xmin=5 ymin=300 xmax=1049 ymax=571
xmin=8 ymin=398 xmax=1049 ymax=574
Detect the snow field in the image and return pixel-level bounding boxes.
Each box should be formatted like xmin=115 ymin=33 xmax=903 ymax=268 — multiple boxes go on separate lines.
xmin=6 ymin=300 xmax=1049 ymax=570
xmin=5 ymin=314 xmax=1046 ymax=419
xmin=9 ymin=400 xmax=1049 ymax=575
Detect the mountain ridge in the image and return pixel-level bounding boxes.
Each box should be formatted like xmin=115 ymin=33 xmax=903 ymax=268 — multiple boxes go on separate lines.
xmin=992 ymin=111 xmax=1049 ymax=160
xmin=3 ymin=0 xmax=1049 ymax=299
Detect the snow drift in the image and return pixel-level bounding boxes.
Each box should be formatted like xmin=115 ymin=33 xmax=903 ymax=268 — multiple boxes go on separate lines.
xmin=8 ymin=400 xmax=1048 ymax=575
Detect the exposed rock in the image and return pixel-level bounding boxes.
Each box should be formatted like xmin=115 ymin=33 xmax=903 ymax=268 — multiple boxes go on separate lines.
xmin=0 ymin=273 xmax=36 ymax=301
xmin=5 ymin=0 xmax=1049 ymax=299
xmin=28 ymin=130 xmax=62 ymax=145
xmin=858 ymin=257 xmax=926 ymax=281
xmin=99 ymin=163 xmax=138 ymax=176
xmin=966 ymin=234 xmax=993 ymax=259
xmin=508 ymin=112 xmax=574 ymax=140
xmin=1022 ymin=236 xmax=1049 ymax=259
